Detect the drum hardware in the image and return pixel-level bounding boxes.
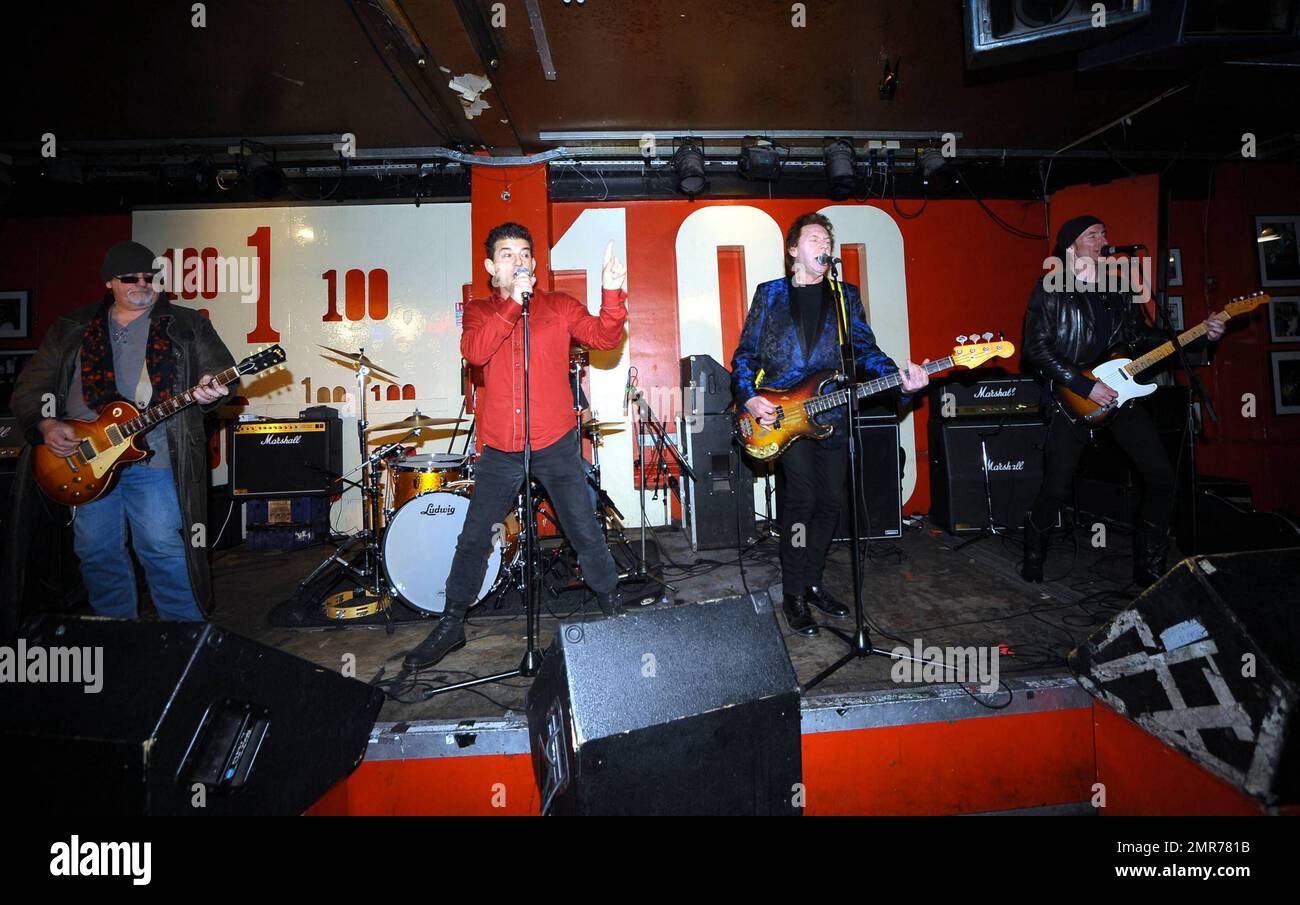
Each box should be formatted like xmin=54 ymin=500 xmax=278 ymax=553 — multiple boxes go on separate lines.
xmin=626 ymin=387 xmax=692 ymax=600
xmin=368 ymin=411 xmax=468 ymax=432
xmin=297 ymin=347 xmax=415 ymax=621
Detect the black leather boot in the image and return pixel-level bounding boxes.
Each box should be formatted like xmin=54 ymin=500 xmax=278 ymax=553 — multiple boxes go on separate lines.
xmin=594 ymin=589 xmax=625 ymax=617
xmin=804 ymin=585 xmax=849 ymax=618
xmin=1133 ymin=519 xmax=1171 ymax=588
xmin=404 ymin=601 xmax=468 ymax=670
xmin=782 ymin=594 xmax=819 ymax=636
xmin=1021 ymin=515 xmax=1047 ymax=583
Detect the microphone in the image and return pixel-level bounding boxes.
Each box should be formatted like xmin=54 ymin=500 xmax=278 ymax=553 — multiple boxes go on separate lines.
xmin=514 ymin=265 xmax=532 ymax=306
xmin=816 ymin=253 xmax=842 ymax=266
xmin=1101 ymin=244 xmax=1146 ymax=256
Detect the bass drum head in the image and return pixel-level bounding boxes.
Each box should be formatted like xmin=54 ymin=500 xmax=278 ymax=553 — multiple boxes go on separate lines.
xmin=382 ymin=491 xmax=501 ymax=614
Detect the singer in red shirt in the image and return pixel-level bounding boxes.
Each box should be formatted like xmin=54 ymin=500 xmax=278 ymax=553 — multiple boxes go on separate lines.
xmin=404 ymin=222 xmax=629 ymax=670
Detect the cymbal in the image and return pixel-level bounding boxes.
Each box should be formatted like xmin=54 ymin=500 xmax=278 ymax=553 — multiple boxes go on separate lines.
xmin=369 ymin=412 xmax=468 ymax=432
xmin=317 ymin=345 xmax=400 ymax=380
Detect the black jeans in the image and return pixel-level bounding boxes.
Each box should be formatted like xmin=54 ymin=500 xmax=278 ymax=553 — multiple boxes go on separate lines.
xmin=1030 ymin=402 xmax=1175 ymax=531
xmin=777 ymin=435 xmax=848 ymax=598
xmin=444 ymin=431 xmax=618 ymax=615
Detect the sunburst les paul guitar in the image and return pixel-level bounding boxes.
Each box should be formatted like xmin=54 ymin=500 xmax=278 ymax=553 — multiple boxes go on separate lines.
xmin=1053 ymin=292 xmax=1268 ymax=426
xmin=34 ymin=345 xmax=286 ymax=506
xmin=735 ymin=338 xmax=1016 ymax=461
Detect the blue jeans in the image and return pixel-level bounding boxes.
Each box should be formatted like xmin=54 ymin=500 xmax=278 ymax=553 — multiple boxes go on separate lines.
xmin=72 ymin=465 xmax=204 ymax=621
xmin=444 ymin=431 xmax=618 ymax=613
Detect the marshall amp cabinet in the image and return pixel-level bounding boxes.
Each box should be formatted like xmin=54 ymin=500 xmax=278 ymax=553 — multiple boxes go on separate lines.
xmin=680 ymin=413 xmax=757 ymax=551
xmin=929 ymin=419 xmax=1048 ymax=535
xmin=930 ymin=374 xmax=1044 ymax=420
xmin=230 ymin=420 xmax=342 ymax=498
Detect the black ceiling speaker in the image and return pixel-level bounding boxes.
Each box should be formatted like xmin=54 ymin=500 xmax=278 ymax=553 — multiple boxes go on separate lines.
xmin=963 ymin=0 xmax=1152 ymax=68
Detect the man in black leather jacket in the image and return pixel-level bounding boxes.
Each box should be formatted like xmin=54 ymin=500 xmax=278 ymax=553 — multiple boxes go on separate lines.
xmin=1020 ymin=215 xmax=1224 ymax=586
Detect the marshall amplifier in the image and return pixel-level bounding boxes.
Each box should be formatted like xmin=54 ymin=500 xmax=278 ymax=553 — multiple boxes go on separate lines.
xmin=929 ymin=419 xmax=1048 ymax=535
xmin=930 ymin=374 xmax=1044 ymax=420
xmin=230 ymin=420 xmax=342 ymax=498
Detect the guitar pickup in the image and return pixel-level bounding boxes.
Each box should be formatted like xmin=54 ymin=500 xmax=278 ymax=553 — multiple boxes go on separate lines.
xmin=76 ymin=438 xmax=96 ymax=462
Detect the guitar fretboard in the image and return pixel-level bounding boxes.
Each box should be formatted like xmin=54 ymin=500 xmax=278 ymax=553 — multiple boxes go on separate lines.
xmin=120 ymin=365 xmax=241 ymax=437
xmin=803 ymin=357 xmax=954 ymax=416
xmin=1123 ymin=319 xmax=1214 ymax=378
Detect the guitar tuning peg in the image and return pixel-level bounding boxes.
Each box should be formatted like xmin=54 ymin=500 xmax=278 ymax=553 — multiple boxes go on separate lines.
xmin=956 ymin=335 xmax=968 ymax=343
xmin=982 ymin=332 xmax=994 ymax=341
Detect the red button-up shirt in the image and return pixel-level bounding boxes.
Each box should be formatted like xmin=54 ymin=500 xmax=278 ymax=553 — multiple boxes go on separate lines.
xmin=463 ymin=285 xmax=627 ymax=452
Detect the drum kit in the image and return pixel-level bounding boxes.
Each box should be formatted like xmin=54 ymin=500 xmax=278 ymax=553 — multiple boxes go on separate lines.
xmin=302 ymin=344 xmax=633 ymax=622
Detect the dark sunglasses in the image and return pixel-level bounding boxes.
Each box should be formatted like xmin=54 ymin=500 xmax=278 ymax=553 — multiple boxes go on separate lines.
xmin=114 ymin=273 xmax=157 ymax=285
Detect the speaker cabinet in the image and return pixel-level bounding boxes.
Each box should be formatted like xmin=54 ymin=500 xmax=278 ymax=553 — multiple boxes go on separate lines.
xmin=525 ymin=592 xmax=802 ymax=815
xmin=679 ymin=413 xmax=757 ymax=551
xmin=230 ymin=419 xmax=342 ymax=498
xmin=1069 ymin=548 xmax=1300 ymax=805
xmin=929 ymin=419 xmax=1048 ymax=535
xmin=0 ymin=616 xmax=383 ymax=815
xmin=963 ymin=0 xmax=1151 ymax=68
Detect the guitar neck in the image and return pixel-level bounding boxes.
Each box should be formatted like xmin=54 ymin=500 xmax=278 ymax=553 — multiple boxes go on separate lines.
xmin=804 ymin=356 xmax=953 ymax=416
xmin=1123 ymin=314 xmax=1220 ymax=378
xmin=120 ymin=365 xmax=240 ymax=437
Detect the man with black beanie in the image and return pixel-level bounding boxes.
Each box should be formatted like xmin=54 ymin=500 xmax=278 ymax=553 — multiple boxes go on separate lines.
xmin=10 ymin=240 xmax=237 ymax=620
xmin=1020 ymin=216 xmax=1225 ymax=587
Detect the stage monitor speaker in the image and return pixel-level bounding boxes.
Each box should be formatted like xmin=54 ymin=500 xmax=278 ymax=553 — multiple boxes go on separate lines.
xmin=680 ymin=354 xmax=732 ymax=415
xmin=1069 ymin=548 xmax=1300 ymax=805
xmin=0 ymin=616 xmax=384 ymax=815
xmin=230 ymin=419 xmax=342 ymax=498
xmin=525 ymin=592 xmax=802 ymax=816
xmin=929 ymin=418 xmax=1047 ymax=535
xmin=680 ymin=412 xmax=757 ymax=551
xmin=963 ymin=0 xmax=1151 ymax=68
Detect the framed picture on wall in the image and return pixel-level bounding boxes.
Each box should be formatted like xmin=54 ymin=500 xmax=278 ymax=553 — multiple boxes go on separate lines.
xmin=1167 ymin=249 xmax=1183 ymax=287
xmin=1270 ymin=296 xmax=1300 ymax=343
xmin=1255 ymin=215 xmax=1300 ymax=287
xmin=1273 ymin=350 xmax=1300 ymax=415
xmin=1164 ymin=295 xmax=1184 ymax=331
xmin=0 ymin=290 xmax=30 ymax=340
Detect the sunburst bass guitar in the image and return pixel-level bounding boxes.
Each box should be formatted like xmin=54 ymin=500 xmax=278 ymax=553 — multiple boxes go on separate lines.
xmin=33 ymin=345 xmax=286 ymax=506
xmin=735 ymin=338 xmax=1016 ymax=461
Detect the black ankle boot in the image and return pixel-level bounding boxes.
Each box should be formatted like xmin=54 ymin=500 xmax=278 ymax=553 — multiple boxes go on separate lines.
xmin=804 ymin=585 xmax=849 ymax=618
xmin=404 ymin=604 xmax=468 ymax=670
xmin=782 ymin=594 xmax=819 ymax=636
xmin=1021 ymin=515 xmax=1048 ymax=583
xmin=1133 ymin=519 xmax=1170 ymax=588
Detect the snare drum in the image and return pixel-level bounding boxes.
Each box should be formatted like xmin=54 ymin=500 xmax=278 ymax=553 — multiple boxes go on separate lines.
xmin=382 ymin=486 xmax=520 ymax=614
xmin=389 ymin=453 xmax=468 ymax=507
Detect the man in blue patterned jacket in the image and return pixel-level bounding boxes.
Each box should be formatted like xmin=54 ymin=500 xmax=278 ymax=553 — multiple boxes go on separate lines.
xmin=731 ymin=213 xmax=928 ymax=636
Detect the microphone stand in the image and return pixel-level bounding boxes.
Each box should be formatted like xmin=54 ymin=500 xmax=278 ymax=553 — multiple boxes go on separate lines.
xmin=625 ymin=387 xmax=686 ymax=600
xmin=422 ymin=284 xmax=542 ymax=698
xmin=805 ymin=259 xmax=875 ymax=691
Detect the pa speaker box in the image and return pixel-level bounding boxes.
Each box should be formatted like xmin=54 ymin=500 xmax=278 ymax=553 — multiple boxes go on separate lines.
xmin=525 ymin=592 xmax=802 ymax=815
xmin=833 ymin=417 xmax=903 ymax=541
xmin=929 ymin=419 xmax=1047 ymax=535
xmin=230 ymin=419 xmax=342 ymax=498
xmin=1069 ymin=549 xmax=1300 ymax=805
xmin=0 ymin=616 xmax=383 ymax=815
xmin=680 ymin=354 xmax=732 ymax=415
xmin=680 ymin=413 xmax=757 ymax=551
xmin=963 ymin=0 xmax=1151 ymax=68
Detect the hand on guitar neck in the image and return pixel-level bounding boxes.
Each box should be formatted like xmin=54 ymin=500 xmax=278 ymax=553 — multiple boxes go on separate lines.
xmin=745 ymin=359 xmax=931 ymax=426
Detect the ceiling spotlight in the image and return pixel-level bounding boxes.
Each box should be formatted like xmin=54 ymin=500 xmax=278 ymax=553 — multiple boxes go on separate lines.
xmin=673 ymin=140 xmax=708 ymax=196
xmin=919 ymin=148 xmax=959 ymax=194
xmin=823 ymin=139 xmax=856 ymax=201
xmin=739 ymin=141 xmax=783 ymax=182
xmin=241 ymin=143 xmax=285 ymax=199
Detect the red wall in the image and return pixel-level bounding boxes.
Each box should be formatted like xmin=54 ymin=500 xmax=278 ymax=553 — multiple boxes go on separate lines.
xmin=1170 ymin=161 xmax=1300 ymax=515
xmin=0 ymin=214 xmax=130 ymax=353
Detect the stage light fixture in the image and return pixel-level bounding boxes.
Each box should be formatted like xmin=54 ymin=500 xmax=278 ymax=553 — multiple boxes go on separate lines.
xmin=919 ymin=148 xmax=959 ymax=194
xmin=240 ymin=142 xmax=285 ymax=199
xmin=823 ymin=139 xmax=857 ymax=201
xmin=739 ymin=142 xmax=782 ymax=182
xmin=673 ymin=141 xmax=708 ymax=196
